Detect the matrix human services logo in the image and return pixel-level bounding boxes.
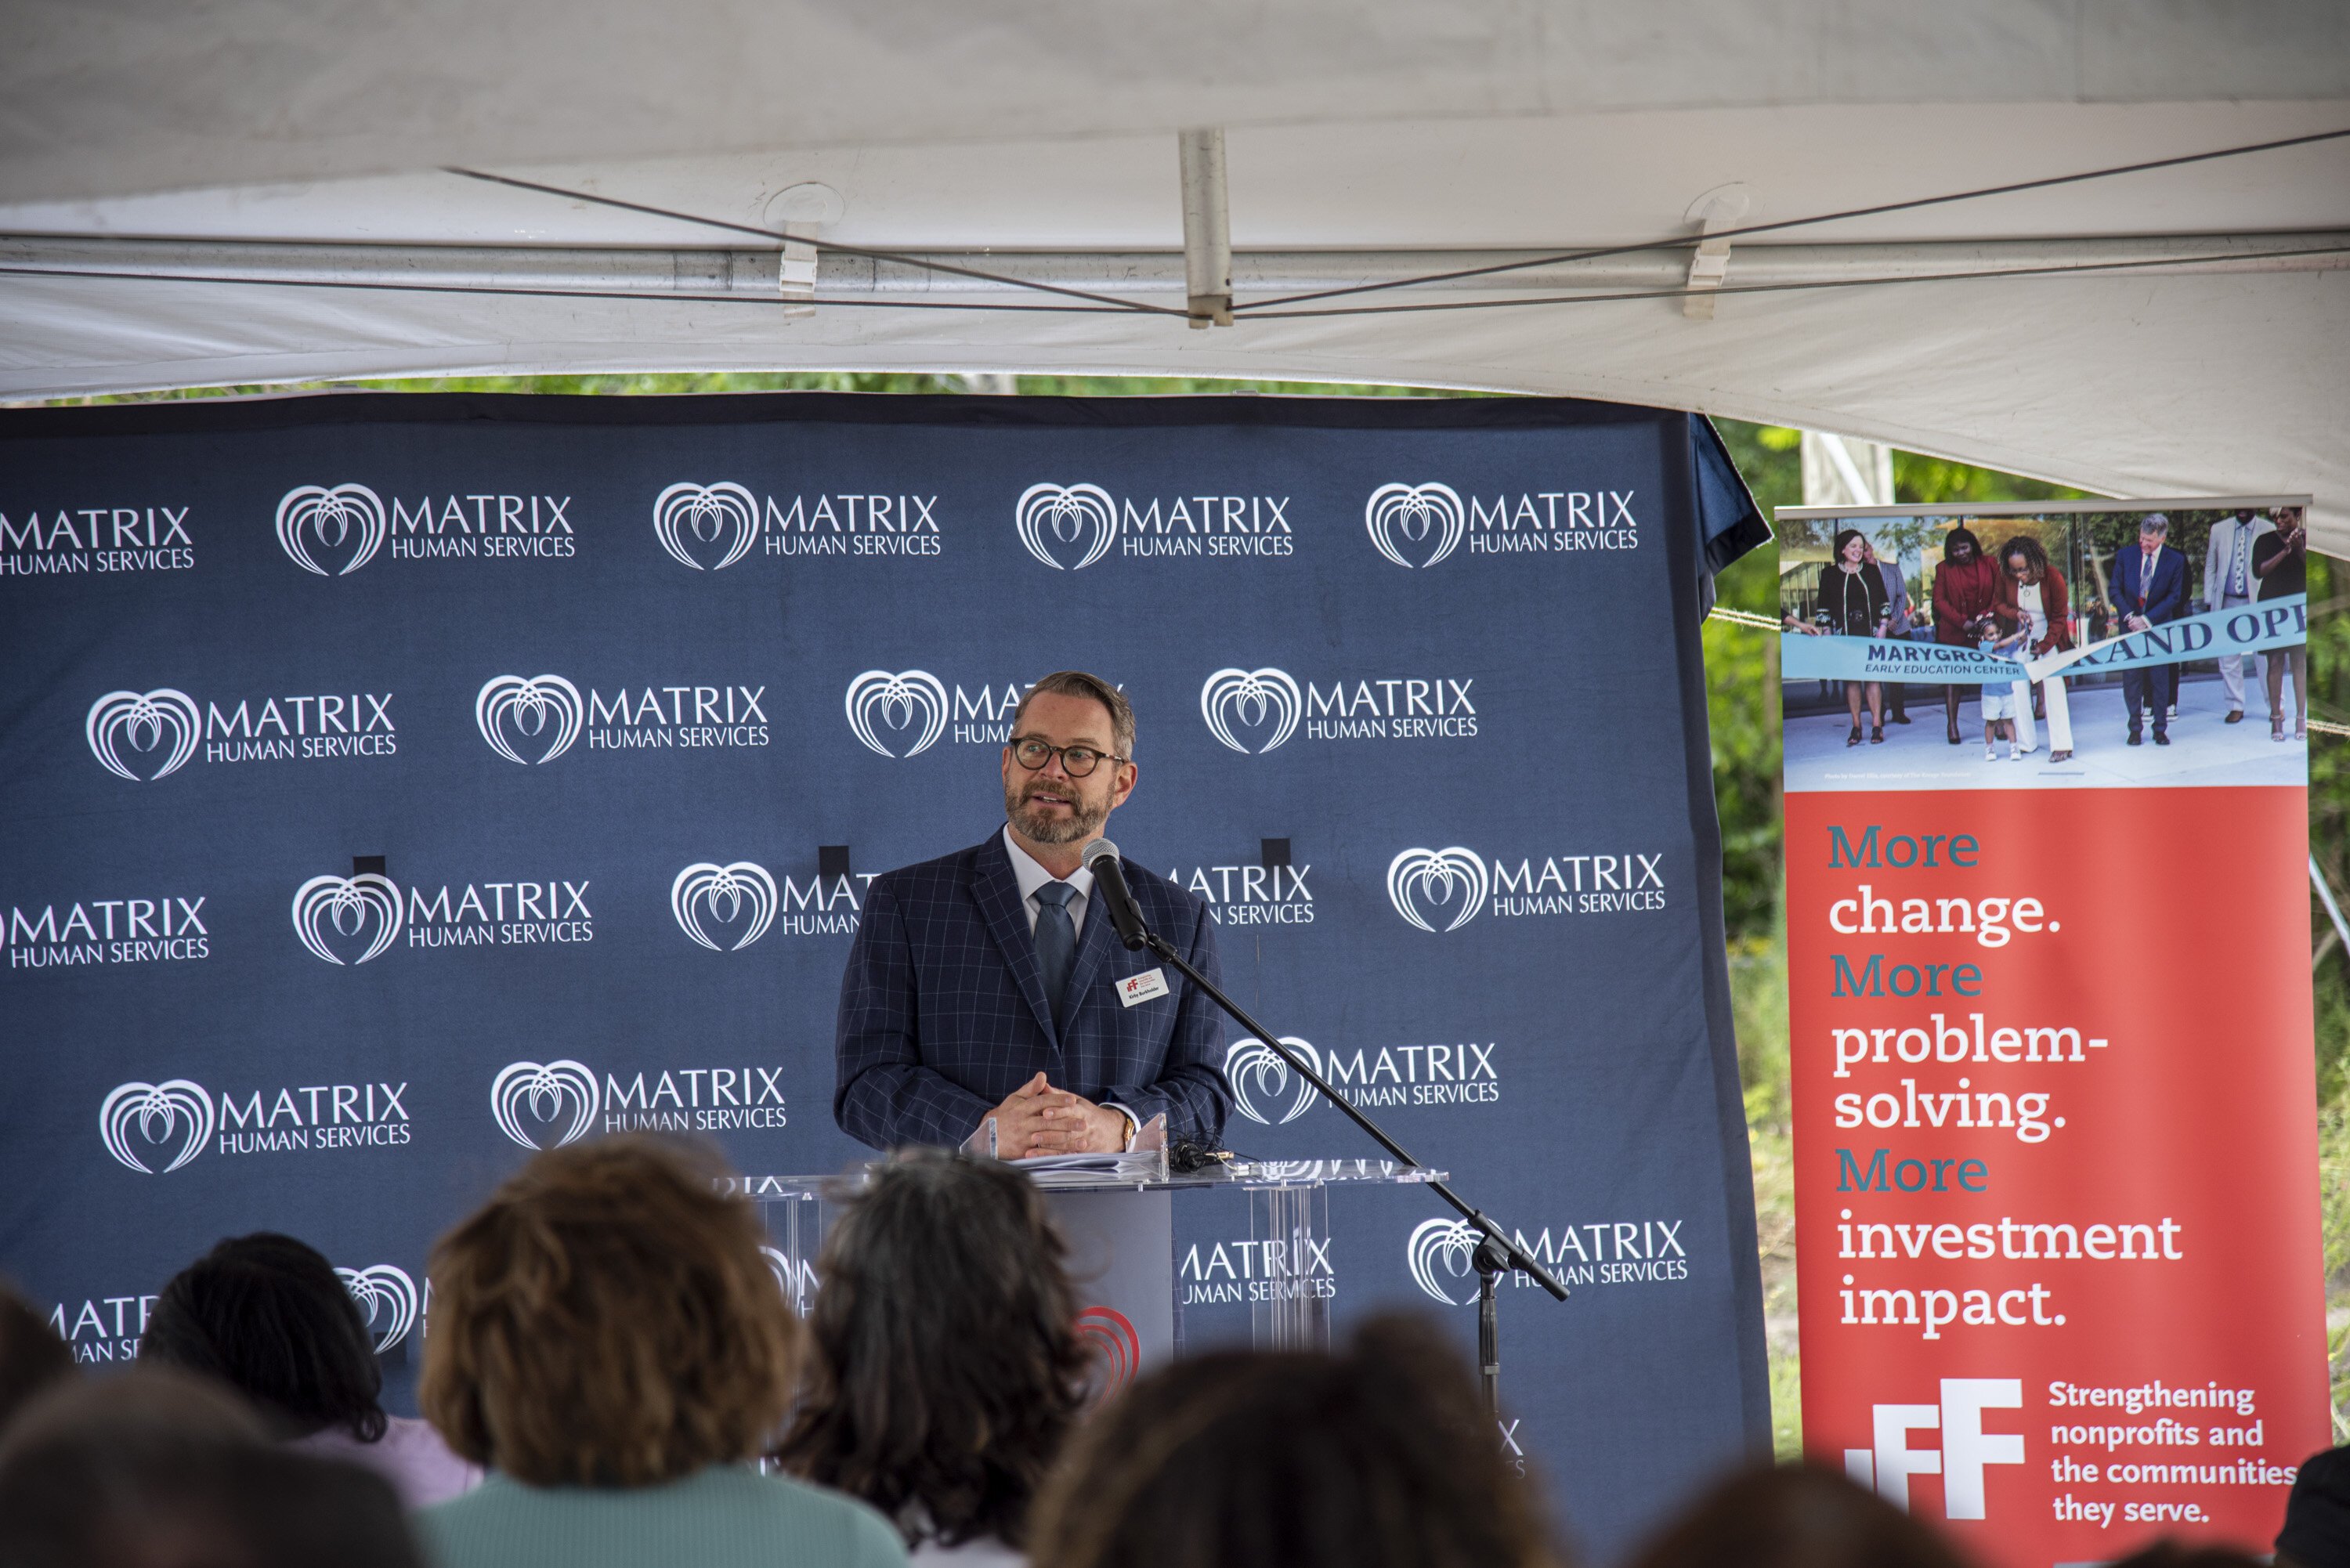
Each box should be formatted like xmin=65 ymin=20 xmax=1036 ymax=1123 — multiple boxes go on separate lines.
xmin=1366 ymin=483 xmax=1466 ymax=569
xmin=1200 ymin=667 xmax=1477 ymax=750
xmin=278 ymin=482 xmax=577 ymax=569
xmin=1408 ymin=1217 xmax=1483 ymax=1306
xmin=85 ymin=689 xmax=202 ymax=781
xmin=86 ymin=686 xmax=396 ymax=778
xmin=1181 ymin=1231 xmax=1336 ymax=1308
xmin=491 ymin=1060 xmax=601 ymax=1150
xmin=476 ymin=674 xmax=584 ymax=765
xmin=491 ymin=1057 xmax=788 ymax=1143
xmin=1015 ymin=480 xmax=1292 ymax=567
xmin=5 ymin=500 xmax=195 ymax=577
xmin=48 ymin=1288 xmax=158 ymax=1363
xmin=335 ymin=1265 xmax=419 ymax=1353
xmin=761 ymin=1246 xmax=818 ymax=1313
xmin=1200 ymin=668 xmax=1302 ymax=754
xmin=9 ymin=891 xmax=211 ymax=972
xmin=98 ymin=1075 xmax=411 ymax=1168
xmin=277 ymin=484 xmax=388 ymax=576
xmin=1366 ymin=479 xmax=1640 ymax=564
xmin=1224 ymin=1037 xmax=1321 ymax=1125
xmin=845 ymin=670 xmax=949 ymax=757
xmin=1386 ymin=847 xmax=1488 ymax=933
xmin=653 ymin=482 xmax=760 ymax=571
xmin=291 ymin=874 xmax=404 ymax=966
xmin=99 ymin=1079 xmax=215 ymax=1174
xmin=671 ymin=862 xmax=778 ymax=951
xmin=1076 ymin=1306 xmax=1143 ymax=1395
xmin=654 ymin=479 xmax=942 ymax=566
xmin=1016 ymin=482 xmax=1119 ymax=571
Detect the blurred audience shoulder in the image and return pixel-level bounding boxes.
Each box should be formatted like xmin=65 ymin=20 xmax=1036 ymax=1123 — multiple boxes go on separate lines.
xmin=0 ymin=1364 xmax=423 ymax=1568
xmin=2106 ymin=1545 xmax=2266 ymax=1568
xmin=775 ymin=1147 xmax=1090 ymax=1563
xmin=139 ymin=1229 xmax=478 ymax=1506
xmin=1029 ymin=1313 xmax=1562 ymax=1568
xmin=0 ymin=1279 xmax=76 ymax=1437
xmin=2278 ymin=1443 xmax=2350 ymax=1568
xmin=1623 ymin=1463 xmax=1969 ymax=1568
xmin=417 ymin=1133 xmax=908 ymax=1568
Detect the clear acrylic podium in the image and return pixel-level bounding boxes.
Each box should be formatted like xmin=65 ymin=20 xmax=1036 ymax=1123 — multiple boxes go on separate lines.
xmin=739 ymin=1158 xmax=1445 ymax=1382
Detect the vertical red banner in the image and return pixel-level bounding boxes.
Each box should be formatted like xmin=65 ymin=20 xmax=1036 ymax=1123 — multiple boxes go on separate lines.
xmin=1788 ymin=789 xmax=2326 ymax=1561
xmin=1779 ymin=501 xmax=2324 ymax=1564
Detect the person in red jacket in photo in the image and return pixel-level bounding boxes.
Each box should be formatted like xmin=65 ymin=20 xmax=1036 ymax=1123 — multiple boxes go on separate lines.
xmin=1931 ymin=526 xmax=2001 ymax=746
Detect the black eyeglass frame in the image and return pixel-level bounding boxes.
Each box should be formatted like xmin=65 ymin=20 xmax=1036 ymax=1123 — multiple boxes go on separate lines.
xmin=1006 ymin=734 xmax=1130 ymax=778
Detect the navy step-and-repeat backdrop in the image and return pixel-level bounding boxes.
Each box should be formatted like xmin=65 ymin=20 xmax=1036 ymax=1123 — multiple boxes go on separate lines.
xmin=1 ymin=391 xmax=1767 ymax=1555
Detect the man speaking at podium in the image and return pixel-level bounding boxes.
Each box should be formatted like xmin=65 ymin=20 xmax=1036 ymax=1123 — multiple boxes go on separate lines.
xmin=834 ymin=670 xmax=1231 ymax=1157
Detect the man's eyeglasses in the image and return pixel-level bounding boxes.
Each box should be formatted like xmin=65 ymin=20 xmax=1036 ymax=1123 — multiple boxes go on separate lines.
xmin=1009 ymin=736 xmax=1126 ymax=778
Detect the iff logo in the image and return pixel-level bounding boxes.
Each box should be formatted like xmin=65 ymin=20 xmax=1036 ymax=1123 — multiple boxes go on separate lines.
xmin=1845 ymin=1380 xmax=2025 ymax=1520
xmin=1076 ymin=1305 xmax=1142 ymax=1396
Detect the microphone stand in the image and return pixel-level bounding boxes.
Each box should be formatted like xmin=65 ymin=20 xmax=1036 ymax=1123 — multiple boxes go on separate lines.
xmin=1123 ymin=923 xmax=1568 ymax=1419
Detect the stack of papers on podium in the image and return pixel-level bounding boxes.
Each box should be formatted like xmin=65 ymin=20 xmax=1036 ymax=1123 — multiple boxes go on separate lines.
xmin=1014 ymin=1149 xmax=1164 ymax=1187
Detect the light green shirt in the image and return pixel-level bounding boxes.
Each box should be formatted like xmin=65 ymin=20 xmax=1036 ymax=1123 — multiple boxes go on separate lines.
xmin=417 ymin=1464 xmax=909 ymax=1568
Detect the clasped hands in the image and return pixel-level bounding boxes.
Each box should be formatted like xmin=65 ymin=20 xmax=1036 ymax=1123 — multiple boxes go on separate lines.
xmin=982 ymin=1072 xmax=1130 ymax=1158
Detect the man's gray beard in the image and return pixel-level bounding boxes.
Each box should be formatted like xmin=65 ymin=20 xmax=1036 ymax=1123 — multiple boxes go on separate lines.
xmin=1005 ymin=785 xmax=1105 ymax=845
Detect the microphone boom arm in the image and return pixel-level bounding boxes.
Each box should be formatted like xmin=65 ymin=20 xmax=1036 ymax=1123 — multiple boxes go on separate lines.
xmin=1132 ymin=927 xmax=1569 ymax=1303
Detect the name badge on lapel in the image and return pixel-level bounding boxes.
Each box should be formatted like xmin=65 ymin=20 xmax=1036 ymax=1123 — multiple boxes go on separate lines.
xmin=1116 ymin=967 xmax=1170 ymax=1007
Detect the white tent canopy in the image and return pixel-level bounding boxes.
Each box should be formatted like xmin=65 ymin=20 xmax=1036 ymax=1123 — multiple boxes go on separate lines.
xmin=5 ymin=1 xmax=2348 ymax=551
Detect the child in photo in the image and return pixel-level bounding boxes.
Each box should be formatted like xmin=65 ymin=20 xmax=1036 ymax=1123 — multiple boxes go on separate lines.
xmin=1979 ymin=616 xmax=2025 ymax=761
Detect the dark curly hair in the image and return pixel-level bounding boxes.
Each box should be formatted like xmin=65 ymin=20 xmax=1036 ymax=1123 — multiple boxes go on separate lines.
xmin=773 ymin=1150 xmax=1089 ymax=1549
xmin=2000 ymin=533 xmax=2051 ymax=582
xmin=1029 ymin=1315 xmax=1560 ymax=1568
xmin=139 ymin=1233 xmax=387 ymax=1443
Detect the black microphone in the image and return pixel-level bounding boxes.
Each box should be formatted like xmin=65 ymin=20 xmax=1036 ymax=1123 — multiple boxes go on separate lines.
xmin=1079 ymin=838 xmax=1152 ymax=952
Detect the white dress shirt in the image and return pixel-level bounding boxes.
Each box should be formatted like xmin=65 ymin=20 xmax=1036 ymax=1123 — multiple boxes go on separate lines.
xmin=1002 ymin=826 xmax=1093 ymax=937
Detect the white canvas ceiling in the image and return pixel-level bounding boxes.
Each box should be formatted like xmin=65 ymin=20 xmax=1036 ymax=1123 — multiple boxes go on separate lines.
xmin=3 ymin=1 xmax=2346 ymax=550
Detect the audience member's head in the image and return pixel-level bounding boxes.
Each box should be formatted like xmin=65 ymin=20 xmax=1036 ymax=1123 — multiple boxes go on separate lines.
xmin=2277 ymin=1443 xmax=2350 ymax=1568
xmin=1622 ymin=1463 xmax=1967 ymax=1568
xmin=1030 ymin=1314 xmax=1559 ymax=1568
xmin=0 ymin=1281 xmax=75 ymax=1436
xmin=2106 ymin=1546 xmax=2265 ymax=1568
xmin=421 ymin=1133 xmax=797 ymax=1487
xmin=139 ymin=1231 xmax=387 ymax=1442
xmin=776 ymin=1147 xmax=1089 ymax=1549
xmin=0 ymin=1364 xmax=422 ymax=1568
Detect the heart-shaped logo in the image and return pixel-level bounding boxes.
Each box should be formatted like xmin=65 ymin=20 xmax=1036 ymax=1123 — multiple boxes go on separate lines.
xmin=490 ymin=1060 xmax=600 ymax=1149
xmin=291 ymin=874 xmax=403 ymax=965
xmin=476 ymin=674 xmax=584 ymax=765
xmin=277 ymin=484 xmax=388 ymax=576
xmin=99 ymin=1079 xmax=214 ymax=1174
xmin=85 ymin=688 xmax=203 ymax=782
xmin=844 ymin=670 xmax=949 ymax=758
xmin=1365 ymin=482 xmax=1466 ymax=569
xmin=1014 ymin=482 xmax=1117 ymax=571
xmin=1386 ymin=847 xmax=1487 ymax=933
xmin=1224 ymin=1037 xmax=1322 ymax=1125
xmin=653 ymin=481 xmax=760 ymax=571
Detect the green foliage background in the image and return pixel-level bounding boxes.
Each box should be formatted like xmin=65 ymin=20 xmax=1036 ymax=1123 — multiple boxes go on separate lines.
xmin=64 ymin=370 xmax=2350 ymax=1457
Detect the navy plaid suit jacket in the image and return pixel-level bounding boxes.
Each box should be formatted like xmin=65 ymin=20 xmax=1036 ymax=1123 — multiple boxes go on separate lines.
xmin=834 ymin=829 xmax=1231 ymax=1150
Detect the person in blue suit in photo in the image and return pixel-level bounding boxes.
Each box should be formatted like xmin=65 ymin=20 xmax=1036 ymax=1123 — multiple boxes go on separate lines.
xmin=834 ymin=670 xmax=1230 ymax=1158
xmin=2111 ymin=512 xmax=2187 ymax=746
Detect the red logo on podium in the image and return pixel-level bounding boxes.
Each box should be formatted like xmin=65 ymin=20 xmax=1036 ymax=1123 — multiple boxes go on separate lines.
xmin=1076 ymin=1305 xmax=1141 ymax=1395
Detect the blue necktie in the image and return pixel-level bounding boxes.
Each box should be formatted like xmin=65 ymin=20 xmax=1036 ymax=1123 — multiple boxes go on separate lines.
xmin=1032 ymin=881 xmax=1079 ymax=1032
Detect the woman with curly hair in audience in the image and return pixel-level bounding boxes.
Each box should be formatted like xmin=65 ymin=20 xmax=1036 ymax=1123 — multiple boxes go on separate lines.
xmin=415 ymin=1134 xmax=907 ymax=1568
